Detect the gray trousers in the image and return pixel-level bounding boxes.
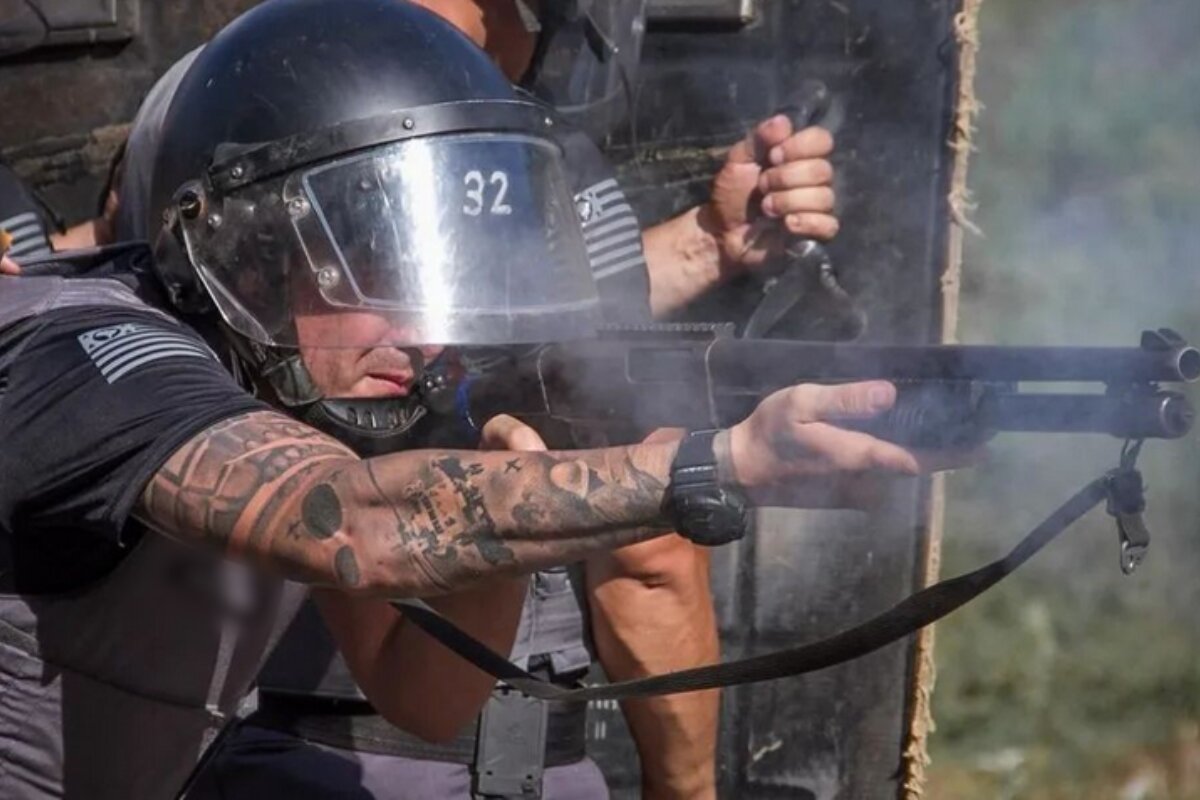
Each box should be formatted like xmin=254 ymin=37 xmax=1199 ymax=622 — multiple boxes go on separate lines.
xmin=186 ymin=723 xmax=610 ymax=800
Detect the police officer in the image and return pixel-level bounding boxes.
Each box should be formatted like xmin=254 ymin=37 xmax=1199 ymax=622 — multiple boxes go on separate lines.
xmin=198 ymin=5 xmax=703 ymax=799
xmin=87 ymin=3 xmax=842 ymax=799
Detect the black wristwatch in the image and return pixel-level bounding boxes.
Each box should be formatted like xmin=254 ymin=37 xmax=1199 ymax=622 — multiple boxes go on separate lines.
xmin=662 ymin=430 xmax=752 ymax=547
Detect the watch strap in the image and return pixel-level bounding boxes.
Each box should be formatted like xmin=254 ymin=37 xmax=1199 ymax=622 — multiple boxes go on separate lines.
xmin=664 ymin=429 xmax=750 ymax=547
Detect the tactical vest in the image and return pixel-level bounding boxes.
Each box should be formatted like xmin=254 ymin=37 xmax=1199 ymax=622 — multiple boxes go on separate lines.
xmin=0 ymin=249 xmax=309 ymax=799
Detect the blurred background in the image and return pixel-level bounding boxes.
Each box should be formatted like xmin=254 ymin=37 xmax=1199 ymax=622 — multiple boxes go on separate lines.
xmin=930 ymin=0 xmax=1200 ymax=797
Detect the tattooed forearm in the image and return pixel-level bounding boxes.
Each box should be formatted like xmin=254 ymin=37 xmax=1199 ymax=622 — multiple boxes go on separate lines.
xmin=139 ymin=410 xmax=679 ymax=597
xmin=301 ymin=484 xmax=343 ymax=539
xmin=333 ymin=546 xmax=362 ymax=588
xmin=340 ymin=447 xmax=677 ymax=595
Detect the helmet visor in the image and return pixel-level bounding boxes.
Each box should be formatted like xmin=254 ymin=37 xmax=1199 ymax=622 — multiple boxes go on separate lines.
xmin=184 ymin=132 xmax=602 ymax=348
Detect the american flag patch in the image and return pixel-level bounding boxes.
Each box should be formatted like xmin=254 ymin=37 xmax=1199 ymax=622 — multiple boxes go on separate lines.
xmin=77 ymin=322 xmax=214 ymax=383
xmin=575 ymin=178 xmax=646 ymax=282
xmin=1 ymin=211 xmax=51 ymax=260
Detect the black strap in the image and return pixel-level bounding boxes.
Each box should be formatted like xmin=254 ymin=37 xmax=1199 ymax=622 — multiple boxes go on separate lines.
xmin=395 ymin=470 xmax=1119 ymax=703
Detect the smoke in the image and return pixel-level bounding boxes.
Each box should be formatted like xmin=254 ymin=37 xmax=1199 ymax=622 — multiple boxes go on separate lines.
xmin=935 ymin=0 xmax=1200 ymax=792
xmin=962 ymin=0 xmax=1200 ymax=345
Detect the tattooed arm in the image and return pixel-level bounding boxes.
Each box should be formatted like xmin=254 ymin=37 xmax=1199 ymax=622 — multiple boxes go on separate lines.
xmin=137 ymin=409 xmax=676 ymax=738
xmin=135 ymin=381 xmax=945 ymax=738
xmin=138 ymin=410 xmax=677 ymax=597
xmin=138 ymin=380 xmax=936 ymax=595
xmin=311 ymin=416 xmax=544 ymax=743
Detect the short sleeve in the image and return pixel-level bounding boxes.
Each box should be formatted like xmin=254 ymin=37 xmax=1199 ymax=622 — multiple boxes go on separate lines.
xmin=0 ymin=306 xmax=268 ymax=542
xmin=559 ymin=127 xmax=653 ymax=325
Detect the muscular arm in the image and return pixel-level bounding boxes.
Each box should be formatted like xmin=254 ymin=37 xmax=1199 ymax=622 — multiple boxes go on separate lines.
xmin=134 ymin=384 xmax=921 ymax=737
xmin=313 ymin=579 xmax=528 ymax=742
xmin=587 ymin=535 xmax=720 ymax=800
xmin=137 ymin=410 xmax=678 ymax=598
xmin=311 ymin=415 xmax=544 ymax=743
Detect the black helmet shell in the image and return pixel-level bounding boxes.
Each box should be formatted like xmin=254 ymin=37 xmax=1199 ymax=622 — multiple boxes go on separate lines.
xmin=149 ymin=0 xmax=516 ymax=238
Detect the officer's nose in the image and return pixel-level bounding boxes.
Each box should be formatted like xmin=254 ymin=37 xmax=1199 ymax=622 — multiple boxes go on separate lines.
xmin=388 ymin=344 xmax=445 ymax=377
xmin=378 ymin=320 xmax=444 ymax=373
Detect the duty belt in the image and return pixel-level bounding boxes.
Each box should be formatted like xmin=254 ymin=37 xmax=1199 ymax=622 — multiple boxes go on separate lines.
xmin=248 ymin=688 xmax=587 ymax=767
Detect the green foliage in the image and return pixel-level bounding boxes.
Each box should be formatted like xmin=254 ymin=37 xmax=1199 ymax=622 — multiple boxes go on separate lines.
xmin=928 ymin=0 xmax=1200 ymax=796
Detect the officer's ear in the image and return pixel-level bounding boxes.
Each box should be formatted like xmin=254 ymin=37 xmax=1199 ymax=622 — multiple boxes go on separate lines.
xmin=153 ymin=185 xmax=214 ymax=314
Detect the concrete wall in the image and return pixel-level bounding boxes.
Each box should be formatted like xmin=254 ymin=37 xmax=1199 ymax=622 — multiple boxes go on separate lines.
xmin=0 ymin=0 xmax=258 ymax=223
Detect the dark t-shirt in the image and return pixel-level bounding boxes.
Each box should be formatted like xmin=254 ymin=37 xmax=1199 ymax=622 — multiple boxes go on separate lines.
xmin=0 ymin=304 xmax=267 ymax=593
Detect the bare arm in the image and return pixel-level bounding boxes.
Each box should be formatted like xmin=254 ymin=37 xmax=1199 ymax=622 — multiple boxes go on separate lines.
xmin=309 ymin=416 xmax=547 ymax=742
xmin=587 ymin=534 xmax=720 ymax=800
xmin=138 ymin=378 xmax=934 ymax=595
xmin=641 ymin=205 xmax=728 ymax=317
xmin=137 ymin=410 xmax=678 ymax=599
xmin=135 ymin=382 xmax=939 ymax=733
xmin=313 ymin=579 xmax=528 ymax=742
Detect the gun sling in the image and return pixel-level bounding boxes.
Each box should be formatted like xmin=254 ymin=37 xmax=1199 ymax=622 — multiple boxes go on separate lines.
xmin=395 ymin=463 xmax=1143 ymax=702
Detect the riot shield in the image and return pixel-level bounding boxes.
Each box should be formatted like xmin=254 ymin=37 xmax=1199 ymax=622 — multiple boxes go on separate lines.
xmin=583 ymin=2 xmax=975 ymax=797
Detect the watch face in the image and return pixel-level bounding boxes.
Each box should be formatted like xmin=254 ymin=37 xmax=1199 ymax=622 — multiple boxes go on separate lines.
xmin=677 ymin=491 xmax=749 ymax=547
xmin=668 ymin=430 xmax=750 ymax=546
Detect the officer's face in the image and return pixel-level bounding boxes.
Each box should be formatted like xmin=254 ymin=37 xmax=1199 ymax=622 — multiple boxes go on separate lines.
xmin=285 ymin=1 xmax=540 ymax=397
xmin=294 ymin=310 xmax=445 ymax=399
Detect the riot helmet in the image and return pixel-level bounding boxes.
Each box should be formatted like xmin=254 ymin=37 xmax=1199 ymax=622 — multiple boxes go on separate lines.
xmin=150 ymin=0 xmax=602 ymax=451
xmin=518 ymin=0 xmax=648 ymax=139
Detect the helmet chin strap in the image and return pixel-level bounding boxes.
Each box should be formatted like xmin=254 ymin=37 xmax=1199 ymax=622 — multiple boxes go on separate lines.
xmin=298 ymin=393 xmax=446 ymax=457
xmin=229 ymin=336 xmax=474 ymax=456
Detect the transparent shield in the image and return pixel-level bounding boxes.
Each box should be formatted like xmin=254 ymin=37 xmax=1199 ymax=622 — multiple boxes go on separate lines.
xmin=181 ymin=133 xmax=602 ymax=348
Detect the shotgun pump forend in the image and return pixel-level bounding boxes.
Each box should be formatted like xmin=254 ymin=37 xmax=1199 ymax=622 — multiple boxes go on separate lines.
xmin=444 ymin=325 xmax=1199 ymax=449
